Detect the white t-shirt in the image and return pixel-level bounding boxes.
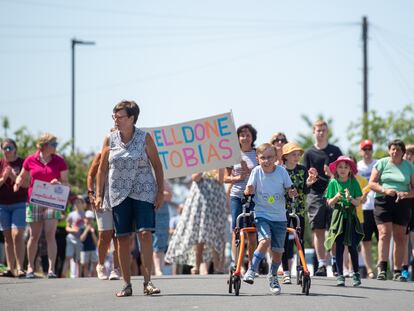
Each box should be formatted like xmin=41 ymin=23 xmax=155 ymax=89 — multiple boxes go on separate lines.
xmin=357 ymin=159 xmax=377 ymax=211
xmin=247 ymin=165 xmax=292 ymax=222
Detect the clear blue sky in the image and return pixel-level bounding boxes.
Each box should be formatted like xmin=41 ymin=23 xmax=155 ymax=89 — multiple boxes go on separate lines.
xmin=1 ymin=0 xmax=413 ymax=154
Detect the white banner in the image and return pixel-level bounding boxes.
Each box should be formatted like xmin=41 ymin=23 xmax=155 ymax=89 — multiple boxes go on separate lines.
xmin=30 ymin=180 xmax=70 ymax=210
xmin=145 ymin=112 xmax=241 ymax=179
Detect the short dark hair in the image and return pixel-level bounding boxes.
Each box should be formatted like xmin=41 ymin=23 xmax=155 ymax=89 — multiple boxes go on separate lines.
xmin=388 ymin=139 xmax=406 ymax=154
xmin=1 ymin=138 xmax=17 ymax=150
xmin=113 ymin=100 xmax=140 ymax=124
xmin=237 ymin=124 xmax=257 ymax=148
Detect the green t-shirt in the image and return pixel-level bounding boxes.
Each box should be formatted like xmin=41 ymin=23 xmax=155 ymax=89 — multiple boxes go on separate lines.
xmin=325 ymin=177 xmax=362 ymax=208
xmin=374 ymin=157 xmax=414 ymax=197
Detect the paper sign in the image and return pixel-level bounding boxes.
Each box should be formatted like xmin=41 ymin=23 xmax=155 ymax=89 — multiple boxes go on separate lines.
xmin=30 ymin=180 xmax=70 ymax=210
xmin=145 ymin=112 xmax=241 ymax=179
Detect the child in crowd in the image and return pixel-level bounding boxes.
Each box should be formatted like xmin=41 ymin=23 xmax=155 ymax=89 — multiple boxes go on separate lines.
xmin=281 ymin=142 xmax=318 ymax=284
xmin=80 ymin=210 xmax=98 ymax=277
xmin=324 ymin=156 xmax=364 ymax=287
xmin=243 ymin=143 xmax=296 ymax=295
xmin=63 ymin=196 xmax=85 ymax=278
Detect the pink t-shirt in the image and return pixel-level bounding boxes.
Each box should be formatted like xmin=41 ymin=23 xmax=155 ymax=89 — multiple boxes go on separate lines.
xmin=23 ymin=151 xmax=68 ymax=201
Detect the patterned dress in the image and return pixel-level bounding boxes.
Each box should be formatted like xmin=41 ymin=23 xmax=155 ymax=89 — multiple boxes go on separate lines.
xmin=165 ymin=171 xmax=227 ymax=265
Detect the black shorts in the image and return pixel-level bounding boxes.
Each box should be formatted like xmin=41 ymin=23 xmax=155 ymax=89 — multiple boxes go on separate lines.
xmin=307 ymin=193 xmax=332 ymax=230
xmin=362 ymin=210 xmax=378 ymax=242
xmin=374 ymin=196 xmax=412 ymax=226
xmin=408 ymin=200 xmax=414 ymax=232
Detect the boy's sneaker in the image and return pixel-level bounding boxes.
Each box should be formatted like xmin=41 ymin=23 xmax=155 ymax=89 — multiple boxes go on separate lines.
xmin=392 ymin=272 xmax=407 ymax=282
xmin=96 ymin=264 xmax=108 ymax=280
xmin=377 ymin=270 xmax=387 ymax=280
xmin=109 ymin=268 xmax=121 ymax=280
xmin=268 ymin=274 xmax=281 ymax=295
xmin=243 ymin=269 xmax=255 ymax=285
xmin=336 ymin=275 xmax=345 ymax=286
xmin=352 ymin=272 xmax=361 ymax=287
xmin=314 ymin=265 xmax=327 ymax=277
xmin=282 ymin=274 xmax=292 ymax=284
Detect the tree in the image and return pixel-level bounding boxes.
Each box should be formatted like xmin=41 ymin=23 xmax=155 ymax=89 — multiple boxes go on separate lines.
xmin=347 ymin=104 xmax=414 ymax=158
xmin=1 ymin=119 xmax=93 ymax=195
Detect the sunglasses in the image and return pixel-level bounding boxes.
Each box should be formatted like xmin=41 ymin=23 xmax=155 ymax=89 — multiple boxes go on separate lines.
xmin=112 ymin=114 xmax=129 ymax=121
xmin=48 ymin=141 xmax=58 ymax=148
xmin=362 ymin=147 xmax=372 ymax=151
xmin=2 ymin=145 xmax=15 ymax=152
xmin=273 ymin=138 xmax=287 ymax=144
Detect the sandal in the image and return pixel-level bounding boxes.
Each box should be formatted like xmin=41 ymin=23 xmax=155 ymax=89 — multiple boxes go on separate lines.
xmin=143 ymin=281 xmax=161 ymax=295
xmin=17 ymin=270 xmax=26 ymax=278
xmin=0 ymin=270 xmax=14 ymax=277
xmin=116 ymin=283 xmax=132 ymax=297
xmin=367 ymin=271 xmax=375 ymax=279
xmin=190 ymin=267 xmax=200 ymax=275
xmin=26 ymin=271 xmax=35 ymax=279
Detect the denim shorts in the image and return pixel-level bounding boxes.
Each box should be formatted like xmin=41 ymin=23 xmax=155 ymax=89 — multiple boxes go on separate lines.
xmin=230 ymin=196 xmax=255 ymax=229
xmin=255 ymin=217 xmax=287 ymax=253
xmin=0 ymin=202 xmax=26 ymax=230
xmin=112 ymin=197 xmax=155 ymax=237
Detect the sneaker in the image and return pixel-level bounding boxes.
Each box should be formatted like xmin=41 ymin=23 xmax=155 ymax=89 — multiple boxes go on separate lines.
xmin=314 ymin=265 xmax=327 ymax=277
xmin=401 ymin=270 xmax=409 ymax=280
xmin=243 ymin=269 xmax=255 ymax=285
xmin=336 ymin=275 xmax=345 ymax=286
xmin=47 ymin=272 xmax=57 ymax=279
xmin=143 ymin=281 xmax=161 ymax=295
xmin=26 ymin=271 xmax=35 ymax=279
xmin=282 ymin=274 xmax=292 ymax=284
xmin=392 ymin=272 xmax=407 ymax=282
xmin=377 ymin=270 xmax=387 ymax=280
xmin=109 ymin=268 xmax=121 ymax=280
xmin=267 ymin=274 xmax=281 ymax=295
xmin=96 ymin=264 xmax=108 ymax=280
xmin=352 ymin=272 xmax=361 ymax=287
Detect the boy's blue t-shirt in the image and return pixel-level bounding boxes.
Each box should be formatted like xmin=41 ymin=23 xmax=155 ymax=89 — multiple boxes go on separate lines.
xmin=247 ymin=165 xmax=293 ymax=222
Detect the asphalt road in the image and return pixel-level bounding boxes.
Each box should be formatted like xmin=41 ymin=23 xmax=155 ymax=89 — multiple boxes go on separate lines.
xmin=1 ymin=274 xmax=413 ymax=311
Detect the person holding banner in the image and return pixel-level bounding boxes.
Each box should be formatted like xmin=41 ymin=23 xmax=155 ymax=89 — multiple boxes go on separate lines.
xmin=224 ymin=124 xmax=258 ymax=270
xmin=0 ymin=139 xmax=28 ymax=278
xmin=95 ymin=100 xmax=164 ymax=297
xmin=14 ymin=133 xmax=69 ymax=279
xmin=165 ymin=169 xmax=227 ymax=275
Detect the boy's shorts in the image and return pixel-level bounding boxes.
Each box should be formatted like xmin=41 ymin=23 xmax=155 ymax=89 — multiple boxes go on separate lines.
xmin=80 ymin=250 xmax=98 ymax=265
xmin=0 ymin=202 xmax=26 ymax=230
xmin=26 ymin=203 xmax=61 ymax=223
xmin=95 ymin=209 xmax=114 ymax=231
xmin=255 ymin=217 xmax=287 ymax=253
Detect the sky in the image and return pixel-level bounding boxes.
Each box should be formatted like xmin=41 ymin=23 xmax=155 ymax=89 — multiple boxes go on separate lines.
xmin=1 ymin=0 xmax=413 ymax=154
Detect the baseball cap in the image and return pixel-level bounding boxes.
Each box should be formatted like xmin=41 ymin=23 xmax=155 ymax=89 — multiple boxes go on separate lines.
xmin=360 ymin=139 xmax=373 ymax=150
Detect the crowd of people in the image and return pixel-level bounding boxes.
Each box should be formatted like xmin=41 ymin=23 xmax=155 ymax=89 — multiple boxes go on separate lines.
xmin=1 ymin=101 xmax=414 ymax=297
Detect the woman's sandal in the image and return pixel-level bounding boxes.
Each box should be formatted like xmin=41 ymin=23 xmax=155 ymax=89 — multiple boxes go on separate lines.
xmin=190 ymin=267 xmax=200 ymax=275
xmin=0 ymin=270 xmax=14 ymax=277
xmin=17 ymin=270 xmax=26 ymax=278
xmin=367 ymin=271 xmax=375 ymax=279
xmin=116 ymin=283 xmax=132 ymax=297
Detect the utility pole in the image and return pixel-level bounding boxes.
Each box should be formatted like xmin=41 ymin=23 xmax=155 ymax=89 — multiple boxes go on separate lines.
xmin=71 ymin=38 xmax=95 ymax=153
xmin=362 ymin=16 xmax=368 ymax=139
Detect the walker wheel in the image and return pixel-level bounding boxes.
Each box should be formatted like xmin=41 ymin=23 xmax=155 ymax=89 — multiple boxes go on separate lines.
xmin=228 ymin=269 xmax=233 ymax=293
xmin=234 ymin=277 xmax=241 ymax=296
xmin=302 ymin=275 xmax=311 ymax=295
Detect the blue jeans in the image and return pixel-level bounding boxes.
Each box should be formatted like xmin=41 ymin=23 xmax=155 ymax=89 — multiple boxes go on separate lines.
xmin=255 ymin=217 xmax=287 ymax=253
